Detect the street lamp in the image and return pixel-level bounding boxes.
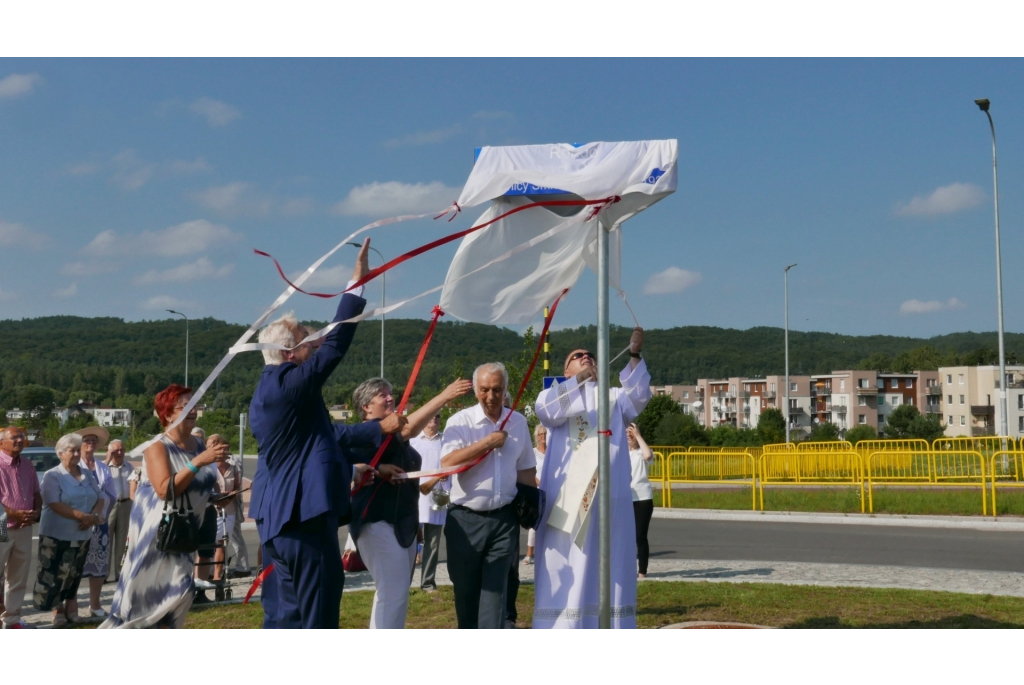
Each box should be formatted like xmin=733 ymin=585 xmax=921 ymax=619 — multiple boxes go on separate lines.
xmin=975 ymin=98 xmax=1009 ymax=438
xmin=167 ymin=309 xmax=189 ymax=387
xmin=347 ymin=243 xmax=385 ymax=378
xmin=784 ymin=264 xmax=797 ymax=443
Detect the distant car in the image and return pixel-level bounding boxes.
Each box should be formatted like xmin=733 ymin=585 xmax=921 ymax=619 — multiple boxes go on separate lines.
xmin=21 ymin=446 xmax=60 ymax=485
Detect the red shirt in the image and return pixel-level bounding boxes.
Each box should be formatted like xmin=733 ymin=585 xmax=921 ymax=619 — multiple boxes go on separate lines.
xmin=0 ymin=450 xmax=40 ymax=528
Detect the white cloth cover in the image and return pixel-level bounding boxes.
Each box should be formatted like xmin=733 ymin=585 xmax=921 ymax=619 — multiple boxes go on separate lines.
xmin=440 ymin=140 xmax=677 ymax=325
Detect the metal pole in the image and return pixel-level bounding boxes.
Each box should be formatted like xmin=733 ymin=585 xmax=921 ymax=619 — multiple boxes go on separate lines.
xmin=238 ymin=412 xmax=246 ymax=480
xmin=976 ymin=101 xmax=1008 ymax=438
xmin=348 ymin=243 xmax=385 ymax=378
xmin=784 ymin=265 xmax=796 ymax=443
xmin=596 ymin=217 xmax=611 ymax=629
xmin=543 ymin=306 xmax=550 ymax=377
xmin=167 ymin=310 xmax=189 ymax=386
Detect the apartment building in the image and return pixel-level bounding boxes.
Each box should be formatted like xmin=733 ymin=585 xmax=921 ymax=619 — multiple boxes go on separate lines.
xmin=810 ymin=370 xmax=878 ymax=433
xmin=696 ymin=375 xmax=812 ymax=436
xmin=649 ymin=384 xmax=700 ymax=415
xmin=937 ymin=365 xmax=1024 ymax=437
xmin=875 ymin=371 xmax=940 ymax=429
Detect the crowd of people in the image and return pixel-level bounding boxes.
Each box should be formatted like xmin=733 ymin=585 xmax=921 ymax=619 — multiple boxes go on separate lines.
xmin=0 ymin=237 xmax=656 ymax=629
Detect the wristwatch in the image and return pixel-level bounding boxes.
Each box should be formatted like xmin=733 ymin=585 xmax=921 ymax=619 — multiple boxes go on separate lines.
xmin=629 ymin=351 xmax=641 ymax=358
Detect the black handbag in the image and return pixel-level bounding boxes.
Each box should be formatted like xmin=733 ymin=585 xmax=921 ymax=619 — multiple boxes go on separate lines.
xmin=512 ymin=483 xmax=546 ymax=530
xmin=156 ymin=474 xmax=201 ymax=553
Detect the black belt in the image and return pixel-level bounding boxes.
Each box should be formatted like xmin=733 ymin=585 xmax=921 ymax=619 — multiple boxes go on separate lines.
xmin=116 ymin=498 xmax=131 ymax=503
xmin=450 ymin=502 xmax=515 ymax=516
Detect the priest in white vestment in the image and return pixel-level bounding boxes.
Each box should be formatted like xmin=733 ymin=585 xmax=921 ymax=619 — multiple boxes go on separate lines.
xmin=532 ymin=329 xmax=651 ymax=628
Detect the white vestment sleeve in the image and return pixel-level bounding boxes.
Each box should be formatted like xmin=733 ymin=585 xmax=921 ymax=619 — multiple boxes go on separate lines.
xmin=534 ymin=376 xmax=588 ymax=428
xmin=616 ymin=358 xmax=652 ymax=424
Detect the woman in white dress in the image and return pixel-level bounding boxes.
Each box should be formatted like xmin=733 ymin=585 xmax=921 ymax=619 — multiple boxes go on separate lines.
xmin=100 ymin=384 xmax=231 ymax=629
xmin=626 ymin=423 xmax=654 ymax=579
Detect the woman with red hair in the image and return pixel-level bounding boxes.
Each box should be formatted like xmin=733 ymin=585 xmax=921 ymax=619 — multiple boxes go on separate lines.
xmin=100 ymin=384 xmax=231 ymax=629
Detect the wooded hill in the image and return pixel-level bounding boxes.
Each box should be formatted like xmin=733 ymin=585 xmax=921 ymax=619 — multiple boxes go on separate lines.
xmin=2 ymin=315 xmax=1020 ymax=423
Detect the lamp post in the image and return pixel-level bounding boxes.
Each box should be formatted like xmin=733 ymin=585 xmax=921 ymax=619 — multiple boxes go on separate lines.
xmin=784 ymin=264 xmax=797 ymax=443
xmin=167 ymin=309 xmax=189 ymax=387
xmin=347 ymin=243 xmax=385 ymax=379
xmin=596 ymin=214 xmax=612 ymax=629
xmin=974 ymin=98 xmax=1009 ymax=439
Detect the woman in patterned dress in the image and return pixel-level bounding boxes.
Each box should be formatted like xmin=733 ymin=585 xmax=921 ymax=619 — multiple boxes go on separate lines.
xmin=100 ymin=385 xmax=231 ymax=629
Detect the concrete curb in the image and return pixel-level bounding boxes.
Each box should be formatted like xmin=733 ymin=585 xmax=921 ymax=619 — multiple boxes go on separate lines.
xmin=653 ymin=507 xmax=1024 ymax=531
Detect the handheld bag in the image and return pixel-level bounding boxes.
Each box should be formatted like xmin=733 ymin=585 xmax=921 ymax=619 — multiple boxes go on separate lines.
xmin=156 ymin=472 xmax=201 ymax=553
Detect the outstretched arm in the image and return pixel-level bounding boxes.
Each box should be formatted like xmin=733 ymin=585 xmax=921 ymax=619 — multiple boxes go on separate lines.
xmin=534 ymin=373 xmax=590 ymax=428
xmin=401 ymin=379 xmax=472 ymax=440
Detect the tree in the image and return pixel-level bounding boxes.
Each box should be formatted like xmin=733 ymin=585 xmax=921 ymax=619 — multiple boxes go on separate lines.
xmin=636 ymin=394 xmax=681 ymax=440
xmin=757 ymin=407 xmax=786 ymax=444
xmin=651 ymin=412 xmax=708 ymax=446
xmin=844 ymin=424 xmax=877 ymax=445
xmin=883 ymin=404 xmax=945 ymax=441
xmin=857 ymin=352 xmax=893 ymax=373
xmin=808 ymin=421 xmax=841 ymax=442
xmin=16 ymin=384 xmax=55 ymax=410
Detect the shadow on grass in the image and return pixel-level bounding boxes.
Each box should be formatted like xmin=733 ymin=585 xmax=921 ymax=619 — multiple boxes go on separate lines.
xmin=646 ymin=567 xmax=775 ymax=580
xmin=785 ymin=614 xmax=1024 ymax=629
xmin=640 ymin=602 xmax=723 ymax=618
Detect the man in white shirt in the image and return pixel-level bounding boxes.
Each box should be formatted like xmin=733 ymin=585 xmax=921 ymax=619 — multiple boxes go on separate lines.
xmin=440 ymin=362 xmax=536 ymax=629
xmin=411 ymin=413 xmax=445 ymax=592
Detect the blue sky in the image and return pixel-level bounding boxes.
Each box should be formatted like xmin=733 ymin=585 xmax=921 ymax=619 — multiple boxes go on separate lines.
xmin=1 ymin=58 xmax=1023 ymax=338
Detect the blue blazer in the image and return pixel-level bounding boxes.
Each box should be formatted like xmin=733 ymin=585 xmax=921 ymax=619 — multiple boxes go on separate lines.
xmin=248 ymin=292 xmax=376 ymax=541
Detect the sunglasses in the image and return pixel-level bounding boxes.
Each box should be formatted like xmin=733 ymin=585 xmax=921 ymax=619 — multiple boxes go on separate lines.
xmin=567 ymin=351 xmax=594 ymax=363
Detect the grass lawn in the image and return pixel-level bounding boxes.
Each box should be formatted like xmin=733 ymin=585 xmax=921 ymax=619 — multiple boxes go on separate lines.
xmin=182 ymin=582 xmax=1024 ymax=629
xmin=654 ymin=486 xmax=1024 ymax=516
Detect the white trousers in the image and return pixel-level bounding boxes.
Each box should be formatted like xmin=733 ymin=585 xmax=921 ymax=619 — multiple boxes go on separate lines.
xmin=0 ymin=527 xmax=33 ymax=626
xmin=357 ymin=521 xmax=416 ymax=629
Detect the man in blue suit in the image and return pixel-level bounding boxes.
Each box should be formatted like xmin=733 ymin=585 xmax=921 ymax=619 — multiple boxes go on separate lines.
xmin=249 ymin=239 xmax=405 ymax=629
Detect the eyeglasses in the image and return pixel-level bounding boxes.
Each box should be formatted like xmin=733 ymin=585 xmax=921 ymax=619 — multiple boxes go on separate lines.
xmin=567 ymin=351 xmax=594 ymax=363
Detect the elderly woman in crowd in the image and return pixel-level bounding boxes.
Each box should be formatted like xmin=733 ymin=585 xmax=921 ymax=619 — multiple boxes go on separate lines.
xmin=100 ymin=384 xmax=231 ymax=629
xmin=104 ymin=439 xmax=133 ymax=582
xmin=348 ymin=377 xmax=472 ymax=629
xmin=74 ymin=427 xmax=116 ymax=619
xmin=34 ymin=433 xmax=106 ymax=627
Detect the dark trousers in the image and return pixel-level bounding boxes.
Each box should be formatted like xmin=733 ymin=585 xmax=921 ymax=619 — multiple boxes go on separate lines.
xmin=263 ymin=513 xmax=344 ymax=629
xmin=420 ymin=523 xmax=443 ymax=590
xmin=633 ymin=499 xmax=654 ymax=575
xmin=505 ymin=533 xmax=519 ymax=624
xmin=444 ymin=504 xmax=517 ymax=629
xmin=107 ymin=500 xmax=131 ymax=582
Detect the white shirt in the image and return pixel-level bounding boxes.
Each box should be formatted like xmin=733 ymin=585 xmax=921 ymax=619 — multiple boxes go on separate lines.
xmin=107 ymin=461 xmax=133 ymax=501
xmin=441 ymin=404 xmax=535 ymax=512
xmin=629 ymin=448 xmax=653 ymax=501
xmin=410 ymin=430 xmax=446 ymax=526
xmin=533 ymin=447 xmax=545 ymax=481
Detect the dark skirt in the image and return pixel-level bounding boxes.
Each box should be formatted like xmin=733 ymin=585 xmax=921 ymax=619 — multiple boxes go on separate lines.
xmin=34 ymin=536 xmax=91 ymax=611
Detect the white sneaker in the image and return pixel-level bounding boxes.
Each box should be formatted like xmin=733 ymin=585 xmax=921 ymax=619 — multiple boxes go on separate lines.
xmin=90 ymin=608 xmax=108 ymax=618
xmin=194 ymin=578 xmax=216 ymax=590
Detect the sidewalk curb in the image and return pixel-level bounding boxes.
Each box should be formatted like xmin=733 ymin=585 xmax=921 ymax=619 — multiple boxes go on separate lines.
xmin=653 ymin=507 xmax=1024 ymax=532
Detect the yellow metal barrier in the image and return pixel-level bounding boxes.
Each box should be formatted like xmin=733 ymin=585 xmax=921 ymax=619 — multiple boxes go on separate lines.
xmin=990 ymin=450 xmax=1024 ymax=517
xmin=933 ymin=436 xmax=1015 ymax=458
xmin=649 ymin=447 xmax=758 ymax=511
xmin=855 ymin=439 xmax=929 ymax=470
xmin=763 ymin=442 xmax=794 ymax=453
xmin=758 ymin=450 xmax=864 ymax=512
xmin=796 ymin=440 xmax=854 ymax=452
xmin=648 ymin=450 xmax=670 ymax=508
xmin=866 ymin=450 xmax=987 ymax=515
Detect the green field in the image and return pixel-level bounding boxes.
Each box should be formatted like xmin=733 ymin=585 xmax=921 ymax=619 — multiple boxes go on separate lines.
xmin=653 ymin=486 xmax=1024 ymax=516
xmin=178 ymin=582 xmax=1024 ymax=629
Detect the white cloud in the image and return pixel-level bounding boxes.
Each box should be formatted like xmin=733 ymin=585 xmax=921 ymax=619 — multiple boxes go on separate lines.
xmin=110 ymin=149 xmax=155 ymax=191
xmin=384 ymin=125 xmax=461 ymax=149
xmin=136 ymin=257 xmax=234 ymax=284
xmin=142 ymin=295 xmax=196 ymax=311
xmin=899 ymin=297 xmax=967 ymax=315
xmin=333 ymin=181 xmax=460 ymax=216
xmin=61 ymin=261 xmax=117 ymax=277
xmin=287 ymin=264 xmax=354 ymax=292
xmin=190 ymin=181 xmax=310 ymax=217
xmin=168 ymin=157 xmax=212 ymax=174
xmin=643 ymin=267 xmax=703 ymax=295
xmin=0 ymin=219 xmax=50 ymax=249
xmin=0 ymin=73 xmax=42 ymax=100
xmin=189 ymin=97 xmax=241 ymax=127
xmin=53 ymin=282 xmax=77 ymax=298
xmin=83 ymin=219 xmax=241 ymax=258
xmin=193 ymin=182 xmax=254 ymax=213
xmin=896 ymin=183 xmax=986 ymax=217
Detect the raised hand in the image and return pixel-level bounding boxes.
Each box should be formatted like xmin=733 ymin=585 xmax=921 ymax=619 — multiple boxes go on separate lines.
xmin=629 ymin=327 xmax=644 ymax=354
xmin=488 ymin=431 xmax=508 ymax=449
xmin=443 ymin=379 xmax=473 ymax=402
xmin=379 ymin=413 xmax=407 ymax=435
xmin=575 ymin=366 xmax=598 ymax=385
xmin=352 ymin=238 xmax=371 ymax=282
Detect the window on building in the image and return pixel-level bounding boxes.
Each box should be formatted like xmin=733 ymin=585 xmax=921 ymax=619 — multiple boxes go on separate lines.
xmin=770 ymin=383 xmax=776 ymax=392
xmin=960 ymin=395 xmax=965 ymax=405
xmin=961 ymin=415 xmax=966 ymax=426
xmin=683 ymin=391 xmax=689 ymax=399
xmin=948 ymin=395 xmax=953 ymax=405
xmin=858 ymin=396 xmax=867 ymax=407
xmin=730 ymin=385 xmax=735 ymax=392
xmin=891 ymin=396 xmax=900 ymax=406
xmin=890 ymin=379 xmax=898 ymax=389
xmin=790 ymin=382 xmax=797 ymax=392
xmin=878 ymin=414 xmax=885 ymax=424
xmin=959 ymin=374 xmax=964 ymax=385
xmin=908 ymin=397 xmax=914 ymax=406
xmin=858 ymin=414 xmax=866 ymax=425
xmin=948 ymin=415 xmax=954 ymax=425
xmin=1019 ymin=394 xmax=1024 ymax=410
xmin=840 ymin=380 xmax=846 ymax=390
xmin=907 ymin=379 xmax=913 ymax=389
xmin=1019 ymin=416 xmax=1023 ymax=432
xmin=878 ymin=396 xmax=885 ymax=405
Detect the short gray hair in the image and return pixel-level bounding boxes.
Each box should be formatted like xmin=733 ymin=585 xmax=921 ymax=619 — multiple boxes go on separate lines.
xmin=534 ymin=423 xmax=547 ymax=440
xmin=259 ymin=312 xmax=301 ymax=365
xmin=473 ymin=362 xmax=508 ymax=390
xmin=353 ymin=378 xmax=393 ymax=420
xmin=191 ymin=427 xmax=207 ymax=440
xmin=109 ymin=439 xmax=124 ymax=449
xmin=55 ymin=433 xmax=83 ymax=457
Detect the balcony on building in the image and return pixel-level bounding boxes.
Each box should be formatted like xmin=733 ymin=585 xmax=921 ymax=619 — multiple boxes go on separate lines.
xmin=855 ymin=384 xmax=879 ymax=395
xmin=925 ymin=384 xmax=942 ymax=395
xmin=971 ymin=405 xmax=995 ymax=417
xmin=762 ymin=390 xmax=776 ymax=399
xmin=972 ymin=426 xmax=996 ymax=437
